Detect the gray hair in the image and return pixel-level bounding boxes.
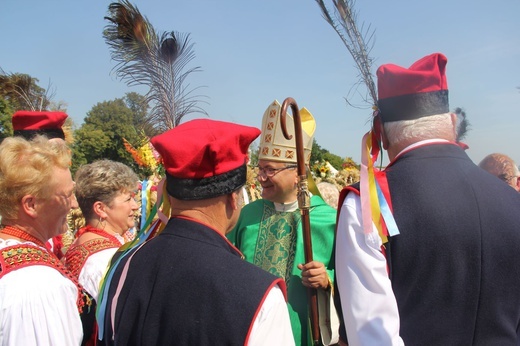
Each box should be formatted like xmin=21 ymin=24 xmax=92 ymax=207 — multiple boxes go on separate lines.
xmin=383 ymin=113 xmax=455 ymax=147
xmin=74 ymin=159 xmax=139 ymax=220
xmin=479 ymin=153 xmax=520 ymax=187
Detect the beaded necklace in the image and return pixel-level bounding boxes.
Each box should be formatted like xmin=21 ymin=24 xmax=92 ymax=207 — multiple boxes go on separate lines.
xmin=0 ymin=225 xmax=46 ymax=248
xmin=76 ymin=225 xmax=123 ymax=246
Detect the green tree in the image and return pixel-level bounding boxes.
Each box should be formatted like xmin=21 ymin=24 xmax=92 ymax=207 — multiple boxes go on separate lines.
xmin=248 ymin=140 xmax=260 ymax=167
xmin=0 ymin=96 xmax=14 ymax=141
xmin=310 ymin=140 xmax=324 ymax=164
xmin=71 ymin=98 xmax=141 ymax=175
xmin=0 ymin=69 xmax=70 ymax=142
xmin=0 ymin=69 xmax=50 ymax=111
xmin=323 ymin=151 xmax=344 ymax=170
xmin=0 ymin=69 xmax=48 ymax=140
xmin=71 ymin=125 xmax=112 ymax=174
xmin=310 ymin=140 xmax=344 ymax=170
xmin=124 ymin=92 xmax=157 ymax=137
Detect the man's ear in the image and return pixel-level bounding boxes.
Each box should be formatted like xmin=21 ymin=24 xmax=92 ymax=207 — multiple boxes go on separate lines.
xmin=450 ymin=112 xmax=458 ymax=139
xmin=372 ymin=114 xmax=389 ymax=150
xmin=21 ymin=195 xmax=38 ymax=219
xmin=229 ymin=191 xmax=240 ymax=211
xmin=224 ymin=191 xmax=240 ymax=220
xmin=380 ymin=121 xmax=390 ymax=150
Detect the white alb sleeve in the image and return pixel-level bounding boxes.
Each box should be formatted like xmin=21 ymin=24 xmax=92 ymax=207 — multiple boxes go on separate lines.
xmin=335 ymin=193 xmax=404 ymax=346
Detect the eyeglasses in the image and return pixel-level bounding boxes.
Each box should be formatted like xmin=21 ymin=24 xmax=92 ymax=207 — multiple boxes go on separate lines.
xmin=256 ymin=165 xmax=297 ymax=178
xmin=498 ymin=174 xmax=520 ymax=183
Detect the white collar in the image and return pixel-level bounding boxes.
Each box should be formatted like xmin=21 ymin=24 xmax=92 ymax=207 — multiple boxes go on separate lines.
xmin=273 ymin=199 xmax=299 ymax=212
xmin=393 ymin=139 xmax=450 ymax=161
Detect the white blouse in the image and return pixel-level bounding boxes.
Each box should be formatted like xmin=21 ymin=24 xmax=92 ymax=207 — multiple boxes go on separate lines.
xmin=0 ymin=239 xmax=83 ymax=346
xmin=78 ymin=247 xmax=119 ymax=302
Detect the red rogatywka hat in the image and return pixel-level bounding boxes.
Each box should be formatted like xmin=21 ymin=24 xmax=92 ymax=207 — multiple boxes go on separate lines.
xmin=150 ymin=118 xmax=261 ymax=200
xmin=376 ymin=52 xmax=449 ymax=123
xmin=12 ymin=110 xmax=68 ymax=140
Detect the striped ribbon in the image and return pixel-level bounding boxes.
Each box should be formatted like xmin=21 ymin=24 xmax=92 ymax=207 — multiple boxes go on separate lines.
xmin=96 ymin=178 xmax=169 ymax=339
xmin=359 ymin=130 xmax=400 ymax=245
xmin=140 ymin=179 xmax=148 ymax=228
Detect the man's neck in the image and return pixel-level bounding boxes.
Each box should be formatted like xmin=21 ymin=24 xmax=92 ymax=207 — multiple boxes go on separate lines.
xmin=170 ymin=195 xmax=231 ymax=236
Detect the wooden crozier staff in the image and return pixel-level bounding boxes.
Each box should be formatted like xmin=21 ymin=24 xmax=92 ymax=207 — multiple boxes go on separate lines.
xmin=280 ymin=97 xmax=320 ymax=345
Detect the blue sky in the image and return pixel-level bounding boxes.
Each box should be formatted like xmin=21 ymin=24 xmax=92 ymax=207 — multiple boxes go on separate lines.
xmin=2 ymin=0 xmax=519 ymax=165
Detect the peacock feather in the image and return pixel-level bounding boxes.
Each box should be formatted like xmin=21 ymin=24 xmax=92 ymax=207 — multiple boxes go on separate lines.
xmin=103 ymin=0 xmax=207 ymax=132
xmin=315 ymin=0 xmax=378 ymax=109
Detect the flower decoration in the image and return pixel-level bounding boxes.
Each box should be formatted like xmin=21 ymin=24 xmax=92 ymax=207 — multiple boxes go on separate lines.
xmin=123 ymin=135 xmax=162 ymax=173
xmin=311 ymin=159 xmax=360 ymax=190
xmin=312 ymin=160 xmax=331 ymax=178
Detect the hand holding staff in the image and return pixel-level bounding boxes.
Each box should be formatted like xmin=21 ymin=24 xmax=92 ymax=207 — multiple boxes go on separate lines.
xmin=280 ymin=97 xmax=320 ymax=345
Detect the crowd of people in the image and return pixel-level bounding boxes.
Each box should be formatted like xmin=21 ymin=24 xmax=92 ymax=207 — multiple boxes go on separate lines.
xmin=1 ymin=52 xmax=520 ymax=346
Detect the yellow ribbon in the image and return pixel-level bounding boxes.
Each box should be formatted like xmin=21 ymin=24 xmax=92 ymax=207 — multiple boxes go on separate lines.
xmin=365 ymin=131 xmax=388 ymax=244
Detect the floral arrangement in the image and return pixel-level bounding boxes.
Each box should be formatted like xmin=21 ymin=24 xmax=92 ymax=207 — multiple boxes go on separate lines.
xmin=246 ymin=165 xmax=262 ymax=202
xmin=312 ymin=160 xmax=331 ymax=178
xmin=123 ymin=134 xmax=164 ymax=230
xmin=312 ymin=158 xmax=360 ymax=191
xmin=341 ymin=157 xmax=361 ymax=186
xmin=123 ymin=135 xmax=162 ymax=174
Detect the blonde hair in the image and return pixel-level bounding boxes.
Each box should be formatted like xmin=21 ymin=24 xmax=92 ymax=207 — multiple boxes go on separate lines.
xmin=74 ymin=159 xmax=139 ymax=220
xmin=0 ymin=136 xmax=72 ymax=219
xmin=383 ymin=113 xmax=455 ymax=146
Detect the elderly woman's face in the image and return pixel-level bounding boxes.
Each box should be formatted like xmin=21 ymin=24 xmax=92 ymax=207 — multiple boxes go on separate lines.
xmin=104 ymin=190 xmax=139 ymax=234
xmin=36 ymin=167 xmax=78 ymax=238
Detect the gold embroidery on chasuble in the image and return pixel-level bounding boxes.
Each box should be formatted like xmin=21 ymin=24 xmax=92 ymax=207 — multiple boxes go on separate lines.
xmin=253 ymin=203 xmax=300 ymax=283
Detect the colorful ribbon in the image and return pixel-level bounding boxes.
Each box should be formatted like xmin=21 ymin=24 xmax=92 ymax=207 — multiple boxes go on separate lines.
xmin=359 ymin=128 xmax=400 ymax=245
xmin=96 ymin=178 xmax=169 ymax=339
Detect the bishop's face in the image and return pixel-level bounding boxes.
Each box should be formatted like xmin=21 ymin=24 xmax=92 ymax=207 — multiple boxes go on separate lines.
xmin=256 ymin=160 xmax=298 ymax=204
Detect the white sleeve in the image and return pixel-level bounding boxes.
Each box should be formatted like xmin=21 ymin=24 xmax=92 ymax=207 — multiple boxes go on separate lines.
xmin=247 ymin=285 xmax=295 ymax=346
xmin=335 ymin=193 xmax=404 ymax=346
xmin=0 ymin=266 xmax=83 ymax=346
xmin=78 ymin=247 xmax=118 ymax=301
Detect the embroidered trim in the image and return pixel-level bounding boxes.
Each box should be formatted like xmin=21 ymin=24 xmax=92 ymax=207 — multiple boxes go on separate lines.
xmin=76 ymin=225 xmax=123 ymax=247
xmin=0 ymin=244 xmax=93 ymax=314
xmin=253 ymin=202 xmax=299 ymax=283
xmin=65 ymin=238 xmax=119 ymax=278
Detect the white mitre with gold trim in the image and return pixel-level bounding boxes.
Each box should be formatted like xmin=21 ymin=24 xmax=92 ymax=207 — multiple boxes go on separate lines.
xmin=258 ymin=100 xmax=316 ymax=164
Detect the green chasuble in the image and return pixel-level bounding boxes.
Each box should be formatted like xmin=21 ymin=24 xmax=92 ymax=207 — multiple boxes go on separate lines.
xmin=228 ymin=195 xmax=336 ymax=346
